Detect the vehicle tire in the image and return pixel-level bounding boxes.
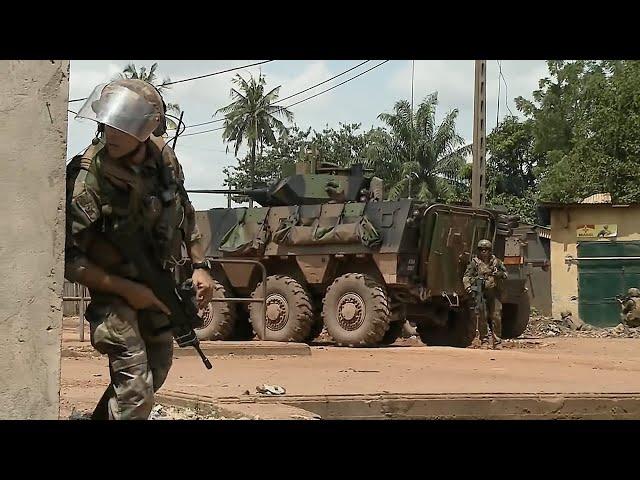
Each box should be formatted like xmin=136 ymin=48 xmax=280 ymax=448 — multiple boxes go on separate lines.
xmin=249 ymin=275 xmax=314 ymax=342
xmin=322 ymin=273 xmax=390 ymax=346
xmin=195 ymin=281 xmax=237 ymax=341
xmin=416 ymin=308 xmax=476 ymax=348
xmin=501 ymin=295 xmax=531 ymax=339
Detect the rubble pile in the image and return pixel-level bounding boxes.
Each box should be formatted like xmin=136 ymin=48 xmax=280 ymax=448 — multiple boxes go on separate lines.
xmin=68 ymin=405 xmax=256 ymax=420
xmin=149 ymin=404 xmax=256 ymax=420
xmin=524 ymin=315 xmax=640 ymax=339
xmin=149 ymin=404 xmax=222 ymax=420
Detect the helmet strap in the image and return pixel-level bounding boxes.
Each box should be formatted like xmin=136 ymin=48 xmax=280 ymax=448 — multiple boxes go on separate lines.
xmin=92 ymin=124 xmax=105 ymax=145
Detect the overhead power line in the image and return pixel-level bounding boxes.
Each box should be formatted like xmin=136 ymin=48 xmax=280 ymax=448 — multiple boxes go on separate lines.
xmin=180 ymin=60 xmax=372 ymax=130
xmin=178 ymin=60 xmax=390 ymax=139
xmin=68 ymin=60 xmax=273 ymax=103
xmin=282 ymin=60 xmax=389 ymax=109
xmin=498 ymin=61 xmax=515 ymax=117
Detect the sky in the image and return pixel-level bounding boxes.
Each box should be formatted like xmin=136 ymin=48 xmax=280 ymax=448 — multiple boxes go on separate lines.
xmin=66 ymin=59 xmax=549 ymax=210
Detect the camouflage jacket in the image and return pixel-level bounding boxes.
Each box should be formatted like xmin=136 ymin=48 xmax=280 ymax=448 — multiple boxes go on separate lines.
xmin=622 ymin=297 xmax=640 ymax=318
xmin=65 ymin=137 xmax=201 ymax=283
xmin=462 ymin=255 xmax=508 ymax=292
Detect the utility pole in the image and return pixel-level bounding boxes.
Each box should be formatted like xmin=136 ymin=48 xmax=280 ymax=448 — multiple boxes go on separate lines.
xmin=471 ymin=60 xmax=487 ymax=208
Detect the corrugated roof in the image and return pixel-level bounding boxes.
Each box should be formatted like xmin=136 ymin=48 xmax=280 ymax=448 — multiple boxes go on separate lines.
xmin=535 ymin=226 xmax=551 ymax=240
xmin=581 ymin=193 xmax=612 ymax=204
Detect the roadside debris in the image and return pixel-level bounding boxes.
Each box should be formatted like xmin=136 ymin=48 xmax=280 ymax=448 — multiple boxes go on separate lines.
xmin=339 ymin=368 xmax=380 ymax=373
xmin=524 ymin=314 xmax=640 ymax=339
xmin=256 ymin=384 xmax=286 ymax=395
xmin=148 ymin=404 xmax=222 ymax=420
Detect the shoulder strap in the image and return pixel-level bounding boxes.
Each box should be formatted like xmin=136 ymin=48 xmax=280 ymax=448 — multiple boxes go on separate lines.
xmin=69 ymin=142 xmax=105 ymax=197
xmin=79 ymin=142 xmax=105 ymax=170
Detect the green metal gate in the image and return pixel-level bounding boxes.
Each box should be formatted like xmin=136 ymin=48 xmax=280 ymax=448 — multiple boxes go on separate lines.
xmin=577 ymin=241 xmax=640 ymax=327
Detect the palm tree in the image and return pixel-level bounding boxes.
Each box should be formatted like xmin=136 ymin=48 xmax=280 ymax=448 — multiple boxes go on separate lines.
xmin=118 ymin=63 xmax=182 ymax=131
xmin=370 ymin=93 xmax=471 ymax=201
xmin=216 ymin=73 xmax=294 ymax=206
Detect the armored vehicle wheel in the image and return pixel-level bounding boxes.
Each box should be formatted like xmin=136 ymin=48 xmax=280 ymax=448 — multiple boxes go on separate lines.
xmin=196 ymin=281 xmax=237 ymax=341
xmin=249 ymin=275 xmax=314 ymax=342
xmin=322 ymin=273 xmax=390 ymax=346
xmin=501 ymin=295 xmax=531 ymax=339
xmin=380 ymin=321 xmax=404 ymax=345
xmin=416 ymin=309 xmax=476 ymax=348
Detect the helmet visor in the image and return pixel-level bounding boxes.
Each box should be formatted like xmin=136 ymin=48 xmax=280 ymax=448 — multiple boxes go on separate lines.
xmin=75 ymin=83 xmax=162 ymax=142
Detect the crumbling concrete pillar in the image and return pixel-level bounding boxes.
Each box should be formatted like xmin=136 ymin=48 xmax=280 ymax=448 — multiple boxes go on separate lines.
xmin=0 ymin=60 xmax=70 ymax=419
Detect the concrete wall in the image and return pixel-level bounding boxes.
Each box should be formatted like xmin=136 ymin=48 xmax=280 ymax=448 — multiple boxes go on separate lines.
xmin=0 ymin=61 xmax=70 ymax=419
xmin=549 ymin=205 xmax=640 ymax=321
xmin=527 ymin=267 xmax=552 ymax=316
xmin=516 ymin=227 xmax=552 ymax=316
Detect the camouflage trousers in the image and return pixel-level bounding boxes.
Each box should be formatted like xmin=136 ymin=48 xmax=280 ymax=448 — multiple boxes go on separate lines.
xmin=85 ymin=295 xmax=173 ymax=420
xmin=478 ymin=291 xmax=502 ymax=340
xmin=624 ymin=313 xmax=640 ymax=328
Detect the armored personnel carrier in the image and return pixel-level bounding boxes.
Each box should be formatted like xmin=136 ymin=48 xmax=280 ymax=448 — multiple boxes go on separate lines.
xmin=189 ymin=158 xmax=529 ymax=347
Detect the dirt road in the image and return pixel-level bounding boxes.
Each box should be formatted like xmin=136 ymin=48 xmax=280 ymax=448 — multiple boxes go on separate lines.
xmin=60 ymin=324 xmax=640 ymax=418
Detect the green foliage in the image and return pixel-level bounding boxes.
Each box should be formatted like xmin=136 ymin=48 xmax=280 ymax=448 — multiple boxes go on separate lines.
xmin=375 ymin=93 xmax=471 ymax=202
xmin=222 ymin=125 xmax=311 ymax=190
xmin=517 ymin=60 xmax=640 ymax=204
xmin=486 ymin=116 xmax=541 ymax=197
xmin=217 ymin=73 xmax=294 ymax=203
xmin=221 ymin=60 xmax=640 ymax=221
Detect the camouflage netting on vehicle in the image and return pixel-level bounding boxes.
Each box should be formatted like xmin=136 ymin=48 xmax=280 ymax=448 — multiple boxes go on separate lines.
xmin=272 ymin=203 xmax=381 ymax=248
xmin=218 ymin=207 xmax=269 ymax=256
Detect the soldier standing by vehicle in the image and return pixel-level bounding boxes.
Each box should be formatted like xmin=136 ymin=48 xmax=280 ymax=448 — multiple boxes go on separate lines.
xmin=463 ymin=239 xmax=508 ymax=348
xmin=65 ymin=79 xmax=215 ymax=419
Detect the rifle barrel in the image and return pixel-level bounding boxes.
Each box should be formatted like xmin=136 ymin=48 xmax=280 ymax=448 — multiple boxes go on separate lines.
xmin=186 ymin=189 xmax=247 ymax=194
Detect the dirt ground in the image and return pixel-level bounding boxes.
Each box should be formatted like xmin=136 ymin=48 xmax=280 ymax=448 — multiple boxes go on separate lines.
xmin=60 ymin=316 xmax=640 ymax=419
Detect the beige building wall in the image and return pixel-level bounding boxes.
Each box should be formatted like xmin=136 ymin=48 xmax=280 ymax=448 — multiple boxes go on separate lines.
xmin=550 ymin=205 xmax=640 ymax=320
xmin=0 ymin=60 xmax=70 ymax=419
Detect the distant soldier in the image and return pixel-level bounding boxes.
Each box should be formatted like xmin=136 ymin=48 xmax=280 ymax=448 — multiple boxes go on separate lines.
xmin=559 ymin=310 xmax=591 ymax=331
xmin=463 ymin=239 xmax=508 ymax=348
xmin=620 ymin=288 xmax=640 ymax=328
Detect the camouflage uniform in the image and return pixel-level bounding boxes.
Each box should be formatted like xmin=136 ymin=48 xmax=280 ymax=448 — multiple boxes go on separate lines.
xmin=621 ymin=289 xmax=640 ymax=328
xmin=65 ymin=136 xmax=201 ymax=420
xmin=462 ymin=251 xmax=508 ymax=344
xmin=560 ymin=310 xmax=588 ymax=331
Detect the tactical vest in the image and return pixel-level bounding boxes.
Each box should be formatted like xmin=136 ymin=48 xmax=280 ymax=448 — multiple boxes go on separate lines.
xmin=472 ymin=256 xmax=500 ymax=290
xmin=71 ymin=140 xmax=187 ymax=269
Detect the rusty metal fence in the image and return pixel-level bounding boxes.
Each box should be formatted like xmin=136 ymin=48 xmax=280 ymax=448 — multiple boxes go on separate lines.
xmin=62 ymin=280 xmax=91 ymax=341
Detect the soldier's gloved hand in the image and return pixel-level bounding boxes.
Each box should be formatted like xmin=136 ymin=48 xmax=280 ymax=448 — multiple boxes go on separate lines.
xmin=492 ymin=268 xmax=506 ymax=279
xmin=124 ymin=282 xmax=171 ymax=315
xmin=192 ymin=269 xmax=214 ymax=308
